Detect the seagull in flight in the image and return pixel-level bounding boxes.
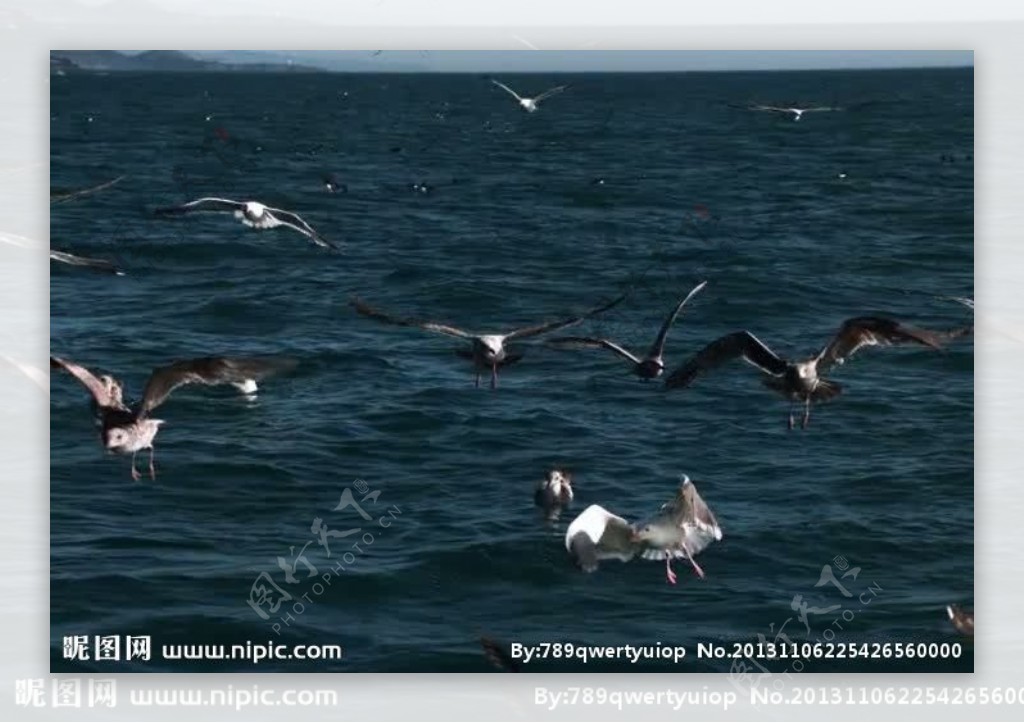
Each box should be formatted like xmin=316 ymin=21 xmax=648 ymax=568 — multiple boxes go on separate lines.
xmin=564 ymin=476 xmax=722 ymax=584
xmin=547 ymin=281 xmax=707 ymax=380
xmin=51 ymin=355 xmax=297 ymax=480
xmin=749 ymin=105 xmax=840 ymax=121
xmin=50 ymin=249 xmax=125 ymax=276
xmin=351 ymin=292 xmax=626 ymax=389
xmin=154 ymin=198 xmax=336 ymax=249
xmin=666 ymin=316 xmax=954 ymax=429
xmin=490 ymin=79 xmax=568 ymax=113
xmin=50 ymin=175 xmax=126 ymax=204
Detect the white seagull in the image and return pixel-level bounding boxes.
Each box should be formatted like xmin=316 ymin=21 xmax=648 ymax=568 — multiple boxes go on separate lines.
xmin=490 ymin=79 xmax=568 ymax=113
xmin=564 ymin=476 xmax=722 ymax=584
xmin=352 ymin=292 xmax=625 ymax=389
xmin=750 ymin=104 xmax=840 ymax=121
xmin=154 ymin=197 xmax=336 ymax=249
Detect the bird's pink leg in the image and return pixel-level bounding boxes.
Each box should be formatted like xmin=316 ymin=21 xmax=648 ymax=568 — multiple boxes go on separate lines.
xmin=665 ymin=555 xmax=677 ymax=585
xmin=130 ymin=451 xmax=141 ymax=482
xmin=682 ymin=543 xmax=706 ymax=579
xmin=801 ymin=398 xmax=811 ymax=429
xmin=491 ymin=364 xmax=498 ymax=389
xmin=148 ymin=448 xmax=157 ymax=480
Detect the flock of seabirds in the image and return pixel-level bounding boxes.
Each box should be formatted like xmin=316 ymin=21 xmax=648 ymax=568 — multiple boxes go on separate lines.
xmin=44 ymin=76 xmax=974 ymax=667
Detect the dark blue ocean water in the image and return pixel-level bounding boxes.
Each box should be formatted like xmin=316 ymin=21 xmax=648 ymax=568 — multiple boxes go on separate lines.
xmin=50 ymin=68 xmax=973 ymax=672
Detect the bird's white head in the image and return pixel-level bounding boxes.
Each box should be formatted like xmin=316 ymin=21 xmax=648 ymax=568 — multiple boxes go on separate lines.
xmin=245 ymin=201 xmax=266 ymax=217
xmin=479 ymin=335 xmax=505 ymax=358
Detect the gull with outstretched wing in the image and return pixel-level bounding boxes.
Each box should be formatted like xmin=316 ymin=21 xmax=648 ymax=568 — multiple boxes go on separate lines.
xmin=547 ymin=281 xmax=707 ymax=379
xmin=352 ymin=292 xmax=626 ymax=389
xmin=490 ymin=79 xmax=568 ymax=113
xmin=51 ymin=354 xmax=296 ymax=480
xmin=666 ymin=316 xmax=953 ymax=429
xmin=154 ymin=197 xmax=336 ymax=249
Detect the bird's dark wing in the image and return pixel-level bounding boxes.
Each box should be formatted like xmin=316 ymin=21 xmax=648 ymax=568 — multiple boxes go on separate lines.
xmin=816 ymin=316 xmax=947 ymax=372
xmin=153 ymin=197 xmax=245 ymax=216
xmin=546 ymin=336 xmax=641 ymax=365
xmin=50 ymin=175 xmax=126 ymax=204
xmin=647 ymin=280 xmax=708 ymax=359
xmin=351 ymin=298 xmax=474 ymax=339
xmin=138 ymin=356 xmax=297 ymax=416
xmin=504 ymin=292 xmax=628 ymax=341
xmin=665 ymin=331 xmax=788 ymax=389
xmin=50 ymin=356 xmax=118 ymax=408
xmin=479 ymin=637 xmax=520 ymax=672
xmin=49 ymin=249 xmax=124 ymax=276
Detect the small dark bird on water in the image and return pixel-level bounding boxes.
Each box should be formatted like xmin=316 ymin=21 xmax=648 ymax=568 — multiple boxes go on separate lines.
xmin=51 ymin=355 xmax=297 ymax=480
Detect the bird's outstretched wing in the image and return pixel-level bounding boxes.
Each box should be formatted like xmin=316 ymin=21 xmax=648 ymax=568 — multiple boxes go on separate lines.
xmin=671 ymin=477 xmax=722 ymax=545
xmin=647 ymin=280 xmax=708 ymax=359
xmin=50 ymin=356 xmax=121 ymax=408
xmin=265 ymin=206 xmax=336 ymax=249
xmin=534 ymin=85 xmax=568 ymax=103
xmin=153 ymin=197 xmax=246 ymax=216
xmin=479 ymin=637 xmax=520 ymax=673
xmin=816 ymin=316 xmax=946 ymax=373
xmin=750 ymin=105 xmax=790 ymax=114
xmin=50 ymin=249 xmax=124 ymax=276
xmin=546 ymin=336 xmax=641 ymax=365
xmin=138 ymin=356 xmax=297 ymax=416
xmin=490 ymin=79 xmax=523 ymax=101
xmin=564 ymin=504 xmax=637 ymax=572
xmin=50 ymin=175 xmax=126 ymax=204
xmin=665 ymin=331 xmax=788 ymax=389
xmin=504 ymin=292 xmax=627 ymax=341
xmin=351 ymin=298 xmax=475 ymax=339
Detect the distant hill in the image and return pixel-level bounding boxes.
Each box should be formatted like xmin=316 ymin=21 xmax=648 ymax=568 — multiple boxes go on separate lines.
xmin=50 ymin=50 xmax=322 ymax=73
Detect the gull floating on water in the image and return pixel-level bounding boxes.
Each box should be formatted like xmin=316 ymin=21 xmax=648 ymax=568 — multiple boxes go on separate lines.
xmin=749 ymin=105 xmax=840 ymax=121
xmin=154 ymin=197 xmax=336 ymax=249
xmin=490 ymin=79 xmax=568 ymax=113
xmin=535 ymin=469 xmax=574 ymax=521
xmin=564 ymin=476 xmax=722 ymax=584
xmin=548 ymin=281 xmax=707 ymax=380
xmin=351 ymin=292 xmax=625 ymax=389
xmin=50 ymin=249 xmax=124 ymax=276
xmin=51 ymin=355 xmax=296 ymax=480
xmin=666 ymin=316 xmax=956 ymax=429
